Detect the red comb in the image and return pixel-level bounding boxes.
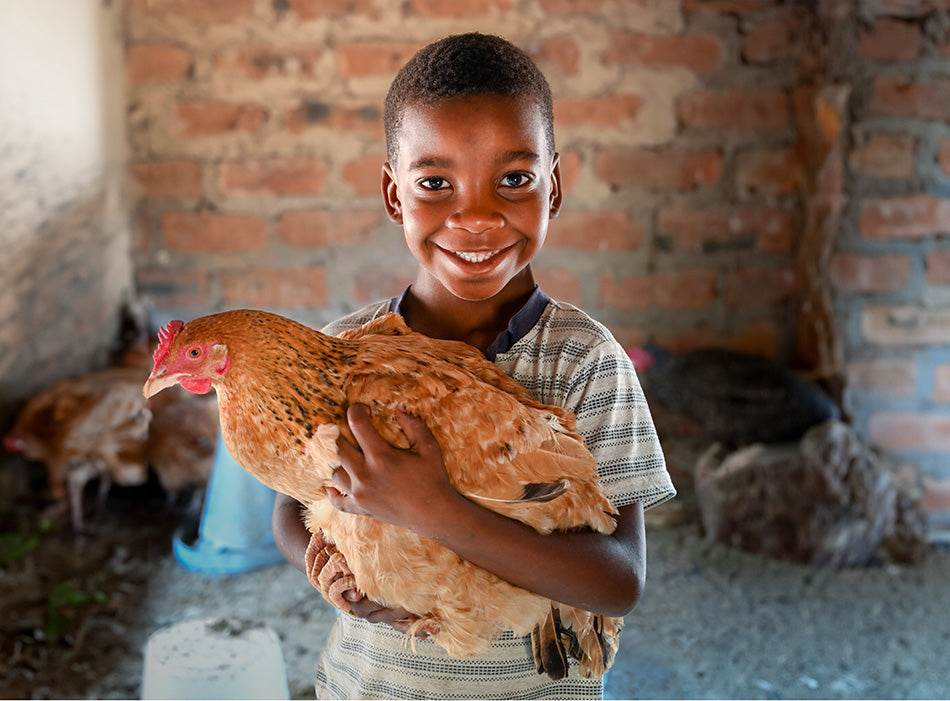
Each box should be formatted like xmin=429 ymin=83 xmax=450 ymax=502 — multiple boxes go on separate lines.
xmin=153 ymin=320 xmax=184 ymax=368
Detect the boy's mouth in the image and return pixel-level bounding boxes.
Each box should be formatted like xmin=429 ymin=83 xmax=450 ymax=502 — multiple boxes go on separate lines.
xmin=450 ymin=248 xmax=503 ymax=264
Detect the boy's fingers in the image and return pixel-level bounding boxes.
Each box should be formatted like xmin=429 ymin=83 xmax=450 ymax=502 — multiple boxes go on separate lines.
xmin=395 ymin=408 xmax=436 ymax=452
xmin=346 ymin=403 xmax=387 ymax=455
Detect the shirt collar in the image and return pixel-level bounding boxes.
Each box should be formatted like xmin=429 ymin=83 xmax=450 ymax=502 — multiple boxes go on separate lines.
xmin=388 ymin=286 xmax=550 ymax=360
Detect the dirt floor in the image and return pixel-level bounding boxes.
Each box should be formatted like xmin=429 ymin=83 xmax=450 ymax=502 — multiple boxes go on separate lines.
xmin=2 ymin=465 xmax=950 ymax=700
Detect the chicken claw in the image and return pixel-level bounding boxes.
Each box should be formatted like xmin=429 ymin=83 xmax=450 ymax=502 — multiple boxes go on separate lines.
xmin=305 ymin=530 xmax=332 ymax=583
xmin=306 ymin=531 xmax=360 ymax=612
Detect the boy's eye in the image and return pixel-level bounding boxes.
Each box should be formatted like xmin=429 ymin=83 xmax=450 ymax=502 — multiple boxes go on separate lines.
xmin=420 ymin=176 xmax=448 ymax=190
xmin=501 ymin=172 xmax=531 ymax=188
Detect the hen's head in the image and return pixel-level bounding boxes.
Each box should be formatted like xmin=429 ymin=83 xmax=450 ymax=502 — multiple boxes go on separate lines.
xmin=143 ymin=319 xmax=231 ymax=398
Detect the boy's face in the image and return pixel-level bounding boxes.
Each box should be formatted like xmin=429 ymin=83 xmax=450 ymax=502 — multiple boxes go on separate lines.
xmin=382 ymin=94 xmax=561 ymax=303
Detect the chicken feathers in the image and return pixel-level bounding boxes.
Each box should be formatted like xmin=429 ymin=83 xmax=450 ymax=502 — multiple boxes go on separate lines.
xmin=143 ymin=308 xmax=621 ymax=678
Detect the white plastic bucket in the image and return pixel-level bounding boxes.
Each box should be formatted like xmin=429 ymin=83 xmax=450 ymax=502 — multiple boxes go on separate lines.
xmin=141 ymin=617 xmax=289 ymax=700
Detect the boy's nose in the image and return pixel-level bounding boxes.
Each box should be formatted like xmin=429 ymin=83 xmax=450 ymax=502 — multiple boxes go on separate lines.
xmin=447 ymin=191 xmax=504 ymax=234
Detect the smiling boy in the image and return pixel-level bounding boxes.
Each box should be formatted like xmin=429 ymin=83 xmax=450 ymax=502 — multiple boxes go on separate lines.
xmin=273 ymin=32 xmax=675 ymax=699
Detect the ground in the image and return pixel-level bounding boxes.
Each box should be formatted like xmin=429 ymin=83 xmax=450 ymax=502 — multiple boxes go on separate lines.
xmin=1 ymin=469 xmax=949 ymax=700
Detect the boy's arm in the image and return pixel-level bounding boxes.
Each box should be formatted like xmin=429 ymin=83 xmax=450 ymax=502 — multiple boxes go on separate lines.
xmin=328 ymin=404 xmax=646 ymax=618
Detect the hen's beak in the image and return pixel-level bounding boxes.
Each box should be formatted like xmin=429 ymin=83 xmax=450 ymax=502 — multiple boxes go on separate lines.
xmin=143 ymin=369 xmax=182 ymax=398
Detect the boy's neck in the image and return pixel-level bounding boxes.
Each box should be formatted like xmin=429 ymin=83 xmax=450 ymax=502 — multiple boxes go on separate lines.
xmin=401 ymin=270 xmax=537 ymax=352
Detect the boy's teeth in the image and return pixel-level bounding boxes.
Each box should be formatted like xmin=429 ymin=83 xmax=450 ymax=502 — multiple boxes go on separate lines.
xmin=455 ymin=250 xmax=496 ymax=263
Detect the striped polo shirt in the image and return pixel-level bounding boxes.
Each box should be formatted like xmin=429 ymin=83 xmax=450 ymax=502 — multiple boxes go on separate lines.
xmin=314 ymin=289 xmax=675 ymax=699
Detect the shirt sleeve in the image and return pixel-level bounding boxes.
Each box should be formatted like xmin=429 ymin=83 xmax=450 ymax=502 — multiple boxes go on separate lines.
xmin=562 ymin=336 xmax=675 ymax=510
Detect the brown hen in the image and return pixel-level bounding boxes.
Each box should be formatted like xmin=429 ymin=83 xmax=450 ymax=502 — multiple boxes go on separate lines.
xmin=4 ymin=367 xmax=151 ymax=531
xmin=143 ymin=309 xmax=622 ymax=678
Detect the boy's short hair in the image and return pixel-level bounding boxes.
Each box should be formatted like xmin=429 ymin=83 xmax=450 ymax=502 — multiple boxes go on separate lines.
xmin=384 ymin=32 xmax=555 ymax=165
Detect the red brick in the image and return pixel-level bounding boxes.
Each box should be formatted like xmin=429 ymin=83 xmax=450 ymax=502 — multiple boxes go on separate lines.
xmin=535 ymin=36 xmax=581 ymax=76
xmin=175 ymin=101 xmax=266 ymax=138
xmin=859 ymin=194 xmax=950 ymax=240
xmin=927 ymin=249 xmax=950 ymax=284
xmin=284 ymin=101 xmax=383 ymax=137
xmin=277 ymin=210 xmax=379 ymax=248
xmin=131 ymin=160 xmax=202 ymax=199
xmin=849 ymin=133 xmax=916 ymax=178
xmin=221 ymin=266 xmax=328 ymax=308
xmin=595 ymin=147 xmax=722 ymax=190
xmin=735 ymin=147 xmax=803 ymax=197
xmin=343 ymin=157 xmax=385 ymax=197
xmin=135 ymin=268 xmax=210 ymax=308
xmin=161 ymin=212 xmax=268 ymax=252
xmin=729 ymin=323 xmax=781 ymax=357
xmin=655 ymin=323 xmax=779 ymax=358
xmin=845 ymin=359 xmax=916 ymax=397
xmin=126 ymin=44 xmax=191 ymax=83
xmin=533 ymin=267 xmax=583 ymax=306
xmin=604 ymin=30 xmax=723 ymax=74
xmin=131 ymin=0 xmax=253 ymax=24
xmin=859 ymin=17 xmax=921 ymax=61
xmin=280 ymin=0 xmax=377 ymax=20
xmin=934 ymin=365 xmax=950 ymax=402
xmin=219 ymin=159 xmax=328 ymax=196
xmin=336 ymin=42 xmax=422 ymax=78
xmin=677 ymin=89 xmax=789 ymax=130
xmin=724 ymin=267 xmax=795 ymax=307
xmin=922 ymin=476 xmax=950 ymax=514
xmin=872 ymin=76 xmax=950 ymax=120
xmin=600 ymin=270 xmax=717 ymax=312
xmin=656 ymin=207 xmax=794 ymax=254
xmin=350 ymin=264 xmax=417 ymax=305
xmin=939 ymin=139 xmax=950 ymax=175
xmin=742 ymin=17 xmax=795 ymax=64
xmin=869 ymin=411 xmax=950 ymax=453
xmin=556 ymin=95 xmax=642 ymax=129
xmin=537 ymin=0 xmax=629 ymax=13
xmin=213 ymin=46 xmax=323 ymax=80
xmin=862 ymin=305 xmax=950 ymax=346
xmin=830 ymin=252 xmax=912 ymax=293
xmin=408 ymin=0 xmax=512 ymax=16
xmin=546 ymin=211 xmax=642 ymax=250
xmin=557 ymin=150 xmax=582 ymax=194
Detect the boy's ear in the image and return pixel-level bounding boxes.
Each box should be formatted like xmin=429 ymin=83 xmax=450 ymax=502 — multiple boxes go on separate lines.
xmin=382 ymin=162 xmax=403 ymax=224
xmin=549 ymin=153 xmax=563 ymax=220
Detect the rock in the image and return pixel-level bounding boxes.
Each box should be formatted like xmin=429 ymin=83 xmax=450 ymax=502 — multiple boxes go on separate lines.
xmin=694 ymin=420 xmax=927 ymax=567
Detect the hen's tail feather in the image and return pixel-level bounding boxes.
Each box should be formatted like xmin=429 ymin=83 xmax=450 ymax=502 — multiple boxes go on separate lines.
xmin=535 ymin=605 xmax=623 ymax=680
xmin=466 ymin=479 xmax=570 ymax=504
xmin=532 ymin=604 xmax=569 ymax=680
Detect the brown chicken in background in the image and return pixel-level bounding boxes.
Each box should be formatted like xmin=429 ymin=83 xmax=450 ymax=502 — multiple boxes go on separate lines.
xmin=4 ymin=367 xmax=151 ymax=532
xmin=3 ymin=335 xmax=217 ymax=530
xmin=146 ymin=386 xmax=217 ymax=509
xmin=143 ymin=309 xmax=622 ymax=679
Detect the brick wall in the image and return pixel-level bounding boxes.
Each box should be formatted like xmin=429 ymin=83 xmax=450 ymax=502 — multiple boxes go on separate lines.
xmin=125 ymin=0 xmax=950 ymax=534
xmin=127 ymin=0 xmax=802 ymax=352
xmin=835 ymin=1 xmax=950 ymax=536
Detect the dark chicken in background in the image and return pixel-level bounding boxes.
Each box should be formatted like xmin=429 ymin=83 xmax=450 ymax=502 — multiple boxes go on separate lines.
xmin=628 ymin=344 xmax=840 ymax=446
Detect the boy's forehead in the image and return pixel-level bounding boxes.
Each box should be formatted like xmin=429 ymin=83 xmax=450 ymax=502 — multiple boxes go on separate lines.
xmin=394 ymin=94 xmax=550 ymax=162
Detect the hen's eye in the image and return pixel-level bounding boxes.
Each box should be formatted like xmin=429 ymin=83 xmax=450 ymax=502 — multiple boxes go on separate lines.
xmin=188 ymin=347 xmax=202 ymax=358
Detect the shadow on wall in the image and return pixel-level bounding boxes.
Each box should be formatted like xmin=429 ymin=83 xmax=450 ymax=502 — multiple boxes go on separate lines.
xmin=0 ymin=177 xmax=135 ymax=432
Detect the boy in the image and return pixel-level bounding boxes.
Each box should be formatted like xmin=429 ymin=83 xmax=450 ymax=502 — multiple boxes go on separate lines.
xmin=273 ymin=32 xmax=675 ymax=699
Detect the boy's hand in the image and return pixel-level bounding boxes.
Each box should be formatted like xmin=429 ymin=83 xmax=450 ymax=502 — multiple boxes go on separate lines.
xmin=326 ymin=403 xmax=463 ymax=536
